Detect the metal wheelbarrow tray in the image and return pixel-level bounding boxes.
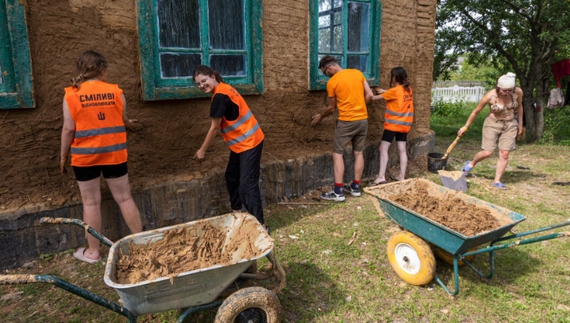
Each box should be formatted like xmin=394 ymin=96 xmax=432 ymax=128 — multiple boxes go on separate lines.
xmin=364 ymin=178 xmax=570 ymax=295
xmin=1 ymin=213 xmax=286 ymax=322
xmin=104 ymin=213 xmax=273 ymax=316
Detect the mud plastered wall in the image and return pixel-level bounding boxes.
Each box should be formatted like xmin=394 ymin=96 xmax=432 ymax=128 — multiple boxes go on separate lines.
xmin=0 ymin=0 xmax=437 ymax=267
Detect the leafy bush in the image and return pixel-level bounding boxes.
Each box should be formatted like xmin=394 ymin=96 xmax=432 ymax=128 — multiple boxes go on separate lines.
xmin=539 ymin=105 xmax=570 ymax=146
xmin=430 ymin=101 xmax=480 ymax=138
xmin=431 ymin=99 xmax=466 ymax=117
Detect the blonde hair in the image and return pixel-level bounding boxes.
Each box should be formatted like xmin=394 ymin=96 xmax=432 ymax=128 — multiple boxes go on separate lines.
xmin=70 ymin=50 xmax=107 ymax=89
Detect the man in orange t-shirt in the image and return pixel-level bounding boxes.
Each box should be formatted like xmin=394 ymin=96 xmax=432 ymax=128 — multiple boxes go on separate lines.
xmin=311 ymin=56 xmax=373 ymax=201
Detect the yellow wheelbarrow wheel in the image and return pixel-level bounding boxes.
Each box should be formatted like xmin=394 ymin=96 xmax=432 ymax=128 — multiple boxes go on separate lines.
xmin=434 ymin=248 xmax=476 ymax=267
xmin=387 ymin=231 xmax=436 ymax=286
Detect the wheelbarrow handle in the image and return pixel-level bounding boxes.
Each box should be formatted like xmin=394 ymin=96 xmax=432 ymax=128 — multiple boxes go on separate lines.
xmin=40 ymin=217 xmax=114 ymax=247
xmin=0 ymin=274 xmax=136 ymax=322
xmin=0 ymin=274 xmax=39 ymax=285
xmin=442 ymin=136 xmax=461 ymax=160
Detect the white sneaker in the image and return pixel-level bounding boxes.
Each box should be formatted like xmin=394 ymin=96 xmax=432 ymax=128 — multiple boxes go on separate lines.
xmin=320 ymin=190 xmax=345 ymax=201
xmin=343 ymin=185 xmax=361 ymax=197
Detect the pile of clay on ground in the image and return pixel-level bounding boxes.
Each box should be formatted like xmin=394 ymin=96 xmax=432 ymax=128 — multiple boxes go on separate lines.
xmin=115 ymin=215 xmax=267 ymax=285
xmin=387 ymin=181 xmax=507 ymax=236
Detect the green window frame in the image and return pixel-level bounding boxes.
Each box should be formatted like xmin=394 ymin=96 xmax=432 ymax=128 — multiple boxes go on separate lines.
xmin=136 ymin=0 xmax=263 ymax=101
xmin=309 ymin=0 xmax=381 ymax=90
xmin=0 ymin=0 xmax=34 ymax=109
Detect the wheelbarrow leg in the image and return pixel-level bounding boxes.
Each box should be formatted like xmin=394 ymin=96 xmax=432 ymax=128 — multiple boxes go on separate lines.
xmin=434 ymin=258 xmax=461 ymax=296
xmin=176 ymin=301 xmax=223 ymax=323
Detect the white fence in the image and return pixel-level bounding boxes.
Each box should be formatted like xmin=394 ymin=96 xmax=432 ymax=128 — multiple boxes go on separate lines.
xmin=431 ymin=85 xmax=486 ymax=105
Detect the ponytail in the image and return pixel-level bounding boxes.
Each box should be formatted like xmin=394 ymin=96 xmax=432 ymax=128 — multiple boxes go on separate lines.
xmin=390 ymin=66 xmax=411 ymax=93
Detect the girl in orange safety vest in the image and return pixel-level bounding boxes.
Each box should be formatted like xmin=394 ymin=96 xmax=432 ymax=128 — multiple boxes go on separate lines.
xmin=60 ymin=50 xmax=143 ymax=263
xmin=193 ymin=65 xmax=266 ymax=227
xmin=369 ymin=67 xmax=414 ymax=185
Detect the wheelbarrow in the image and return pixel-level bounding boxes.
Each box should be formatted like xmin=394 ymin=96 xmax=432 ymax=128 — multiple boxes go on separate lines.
xmin=0 ymin=213 xmax=286 ymax=322
xmin=364 ymin=178 xmax=570 ymax=296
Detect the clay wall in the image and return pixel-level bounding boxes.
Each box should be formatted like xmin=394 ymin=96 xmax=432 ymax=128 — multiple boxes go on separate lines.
xmin=0 ymin=0 xmax=437 ymax=212
xmin=0 ymin=0 xmax=436 ymax=211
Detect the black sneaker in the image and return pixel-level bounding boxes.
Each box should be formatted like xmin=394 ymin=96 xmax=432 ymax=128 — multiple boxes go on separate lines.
xmin=321 ymin=190 xmax=345 ymax=201
xmin=343 ymin=185 xmax=361 ymax=197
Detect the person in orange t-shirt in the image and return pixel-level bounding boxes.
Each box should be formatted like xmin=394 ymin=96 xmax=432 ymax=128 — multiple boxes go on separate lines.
xmin=370 ymin=67 xmax=414 ymax=185
xmin=311 ymin=56 xmax=373 ymax=201
xmin=60 ymin=50 xmax=143 ymax=263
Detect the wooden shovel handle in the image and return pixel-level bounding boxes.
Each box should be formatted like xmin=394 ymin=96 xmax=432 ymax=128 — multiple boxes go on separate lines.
xmin=442 ymin=136 xmax=461 ymax=159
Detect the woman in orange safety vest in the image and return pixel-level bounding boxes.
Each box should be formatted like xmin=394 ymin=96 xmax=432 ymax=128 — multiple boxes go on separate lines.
xmin=193 ymin=65 xmax=266 ymax=227
xmin=370 ymin=67 xmax=414 ymax=185
xmin=60 ymin=50 xmax=143 ymax=263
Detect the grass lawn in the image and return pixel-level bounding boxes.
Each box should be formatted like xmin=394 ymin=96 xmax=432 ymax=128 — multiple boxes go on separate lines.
xmin=1 ymin=104 xmax=569 ymax=322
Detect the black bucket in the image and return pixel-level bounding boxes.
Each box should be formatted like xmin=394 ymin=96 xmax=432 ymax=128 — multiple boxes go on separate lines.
xmin=427 ymin=152 xmax=447 ymax=172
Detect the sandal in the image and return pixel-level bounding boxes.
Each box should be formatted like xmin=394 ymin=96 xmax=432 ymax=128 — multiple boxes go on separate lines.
xmin=369 ymin=179 xmax=388 ymax=187
xmin=492 ymin=182 xmax=507 ymax=190
xmin=462 ymin=161 xmax=473 ymax=175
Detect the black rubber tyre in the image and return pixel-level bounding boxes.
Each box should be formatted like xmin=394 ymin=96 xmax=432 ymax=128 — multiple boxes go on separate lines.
xmin=214 ymin=287 xmax=282 ymax=323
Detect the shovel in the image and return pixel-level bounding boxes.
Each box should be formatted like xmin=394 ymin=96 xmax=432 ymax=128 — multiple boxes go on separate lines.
xmin=428 ymin=135 xmax=468 ymax=191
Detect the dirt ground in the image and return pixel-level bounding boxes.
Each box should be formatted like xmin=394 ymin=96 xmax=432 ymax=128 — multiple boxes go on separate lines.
xmin=388 ymin=180 xmax=505 ymax=236
xmin=115 ymin=214 xmax=270 ymax=285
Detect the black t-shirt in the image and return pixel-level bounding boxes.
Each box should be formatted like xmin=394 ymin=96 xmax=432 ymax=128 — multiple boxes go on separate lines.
xmin=210 ymin=93 xmax=239 ymax=121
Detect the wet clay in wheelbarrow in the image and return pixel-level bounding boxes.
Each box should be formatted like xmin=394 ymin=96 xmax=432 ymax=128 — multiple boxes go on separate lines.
xmin=115 ymin=214 xmax=270 ymax=284
xmin=387 ymin=181 xmax=509 ymax=236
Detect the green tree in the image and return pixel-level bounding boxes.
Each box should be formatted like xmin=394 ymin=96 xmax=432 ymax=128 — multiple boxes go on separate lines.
xmin=448 ymin=56 xmax=498 ymax=86
xmin=435 ymin=0 xmax=570 ymax=141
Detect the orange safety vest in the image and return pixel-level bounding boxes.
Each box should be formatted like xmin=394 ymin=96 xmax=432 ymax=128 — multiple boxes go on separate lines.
xmin=64 ymin=81 xmax=127 ymax=166
xmin=383 ymin=85 xmax=414 ymax=133
xmin=214 ymin=83 xmax=264 ymax=153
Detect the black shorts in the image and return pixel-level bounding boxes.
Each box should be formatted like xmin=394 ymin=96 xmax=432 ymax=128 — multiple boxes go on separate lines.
xmin=73 ymin=162 xmax=128 ymax=182
xmin=381 ymin=129 xmax=408 ymax=143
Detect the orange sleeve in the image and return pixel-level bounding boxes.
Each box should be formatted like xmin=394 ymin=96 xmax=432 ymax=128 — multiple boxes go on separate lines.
xmin=381 ymin=87 xmax=399 ymax=101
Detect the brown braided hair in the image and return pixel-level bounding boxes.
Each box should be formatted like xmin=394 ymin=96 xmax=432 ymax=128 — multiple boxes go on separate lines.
xmin=70 ymin=50 xmax=107 ymax=89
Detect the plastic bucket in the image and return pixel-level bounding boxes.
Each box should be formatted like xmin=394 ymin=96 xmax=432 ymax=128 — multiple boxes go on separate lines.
xmin=427 ymin=152 xmax=447 ymax=172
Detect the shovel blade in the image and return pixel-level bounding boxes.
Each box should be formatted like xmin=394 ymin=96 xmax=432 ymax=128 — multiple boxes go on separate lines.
xmin=437 ymin=170 xmax=467 ymax=192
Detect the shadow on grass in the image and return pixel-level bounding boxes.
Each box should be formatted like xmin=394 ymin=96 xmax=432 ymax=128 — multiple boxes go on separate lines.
xmin=433 ymin=247 xmax=543 ymax=296
xmin=279 ymin=261 xmax=346 ymax=323
xmin=265 ymin=200 xmax=338 ymax=233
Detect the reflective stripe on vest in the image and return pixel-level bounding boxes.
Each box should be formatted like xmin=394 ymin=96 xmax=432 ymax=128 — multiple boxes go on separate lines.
xmin=70 ymin=143 xmax=127 ymax=155
xmin=385 ymin=109 xmax=414 ymax=126
xmin=220 ymin=110 xmax=252 ymax=134
xmin=225 ymin=122 xmax=260 ymax=146
xmin=74 ymin=126 xmax=126 ymax=138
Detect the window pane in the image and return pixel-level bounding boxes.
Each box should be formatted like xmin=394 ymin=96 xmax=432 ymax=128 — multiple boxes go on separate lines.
xmin=319 ymin=0 xmax=331 ymax=11
xmin=348 ymin=2 xmax=370 ymax=52
xmin=160 ymin=53 xmax=201 ymax=78
xmin=347 ymin=54 xmax=368 ymax=73
xmin=208 ymin=0 xmax=244 ymax=50
xmin=332 ymin=26 xmax=342 ymax=52
xmin=157 ymin=0 xmax=200 ymax=48
xmin=319 ymin=15 xmax=330 ymax=28
xmin=318 ymin=0 xmax=343 ymax=54
xmin=210 ymin=55 xmax=246 ymax=76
